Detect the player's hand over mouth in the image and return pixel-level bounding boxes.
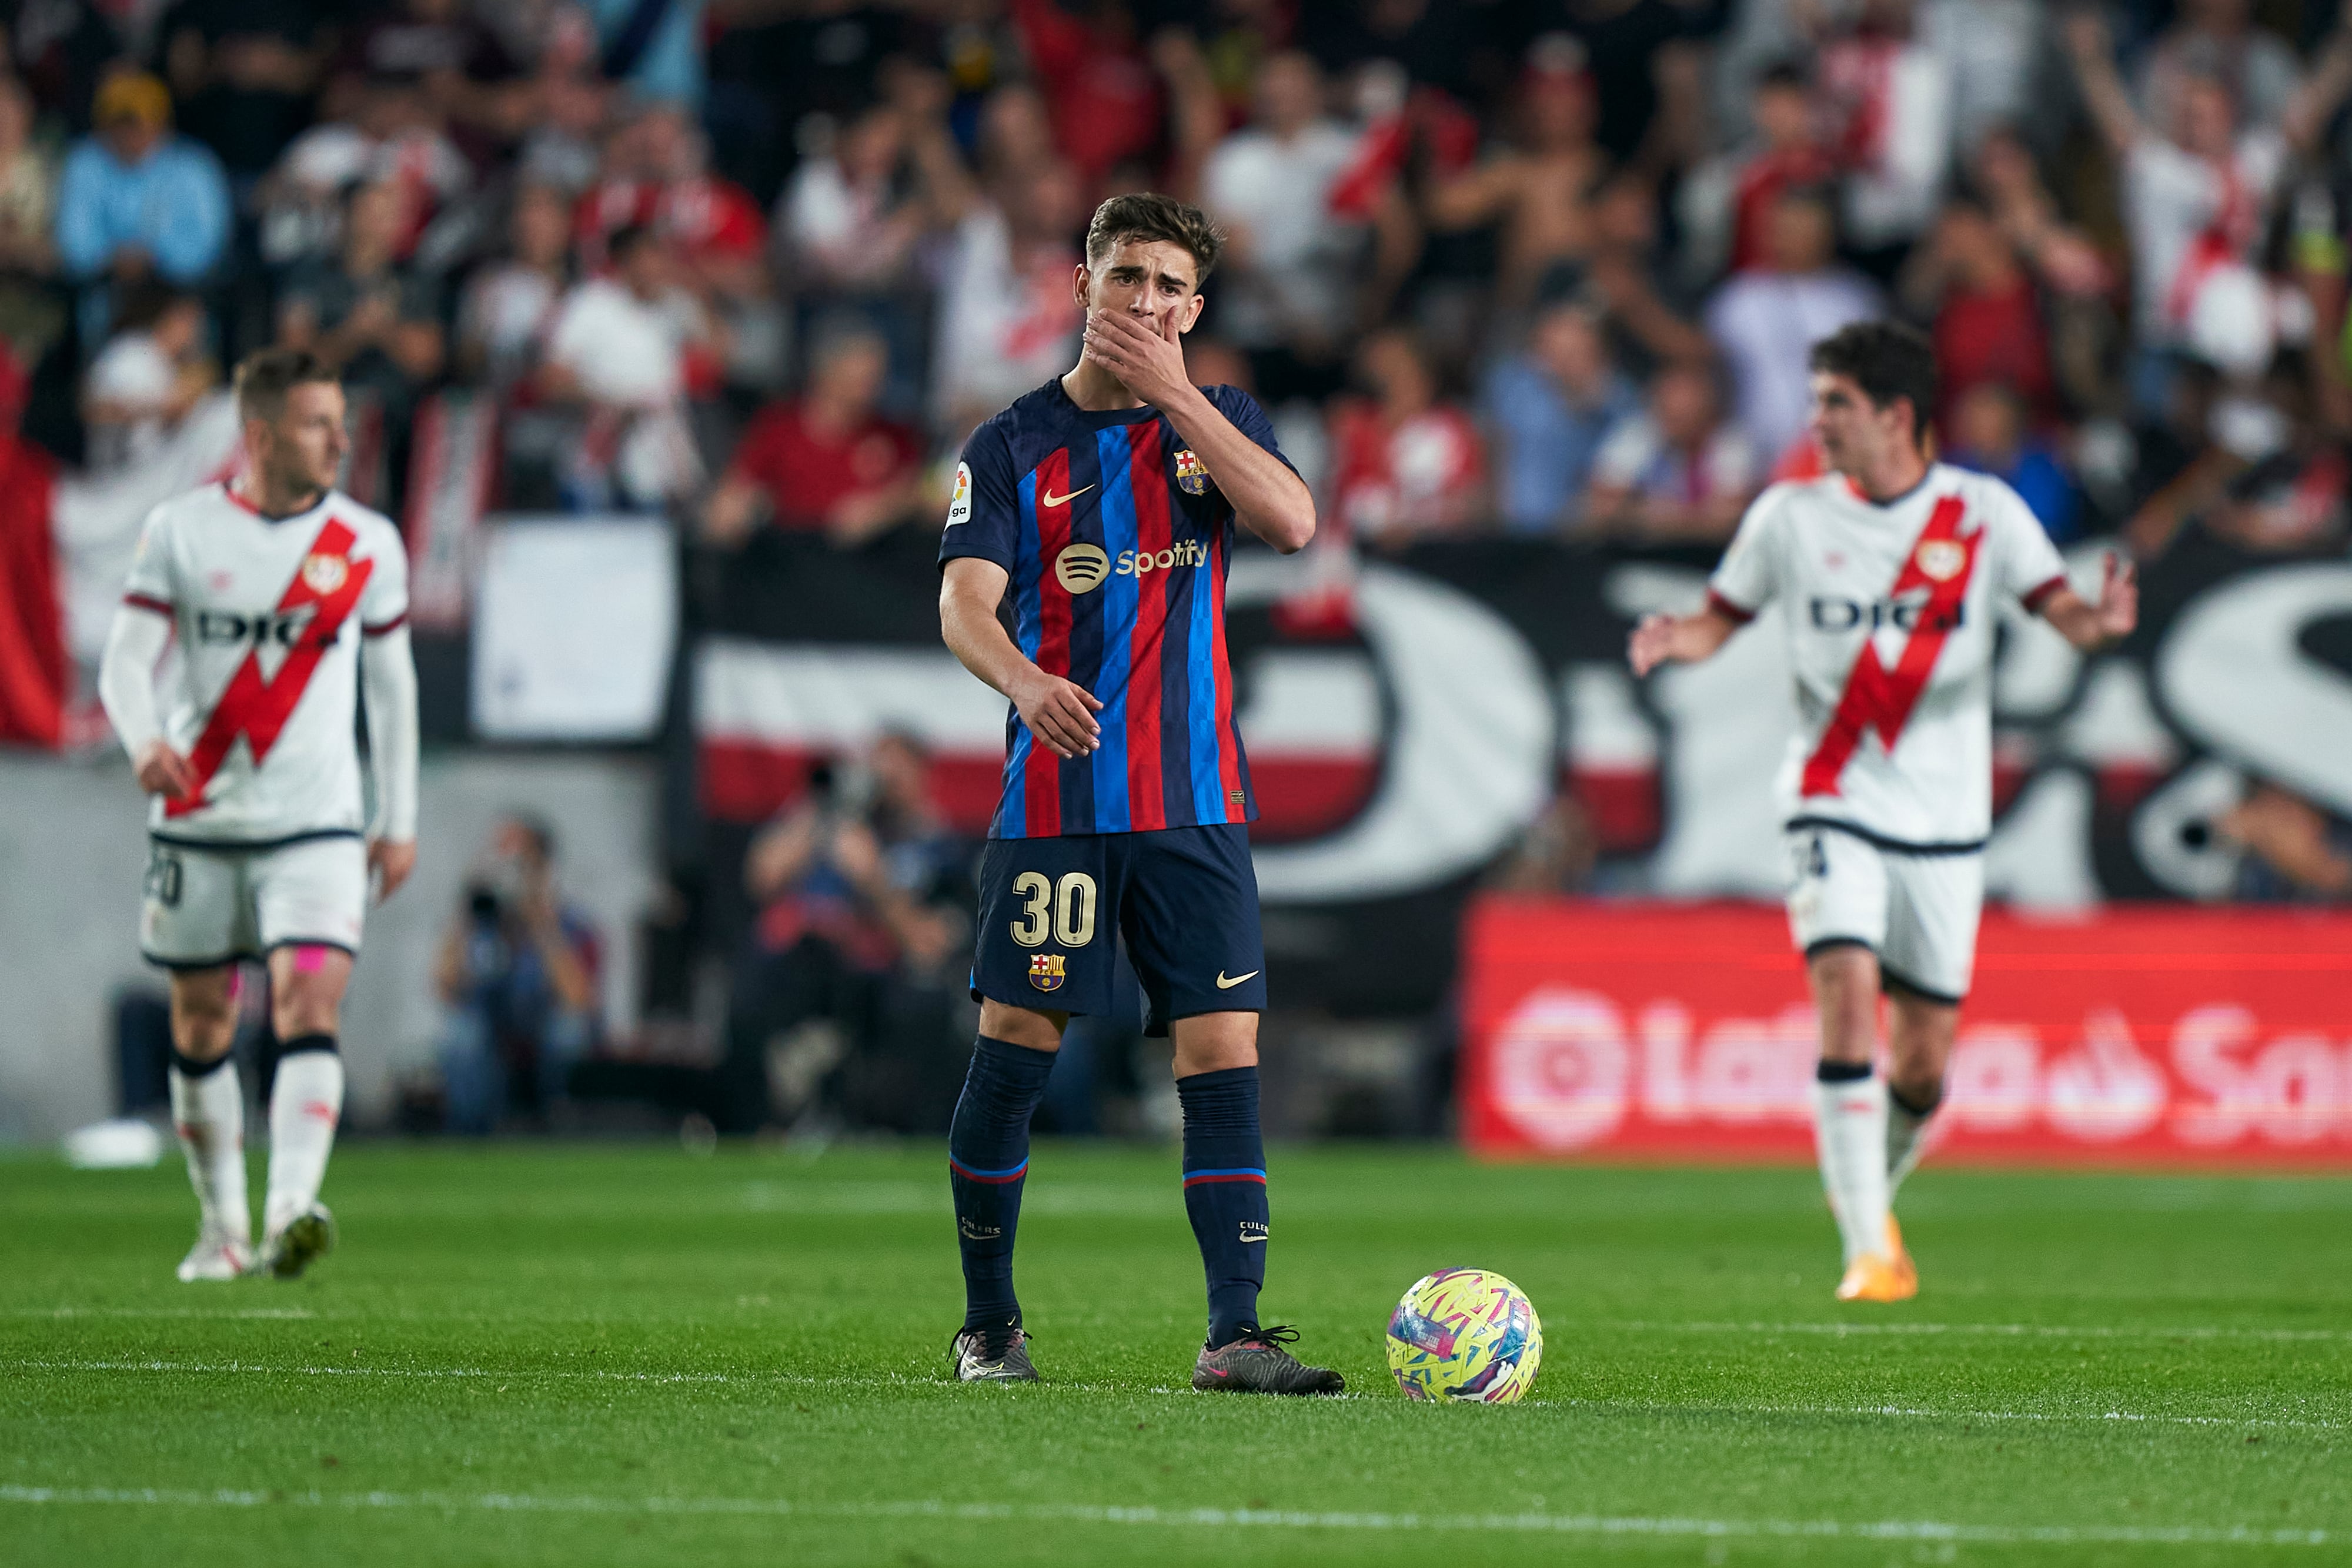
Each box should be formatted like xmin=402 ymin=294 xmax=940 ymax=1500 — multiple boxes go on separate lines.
xmin=1011 ymin=667 xmax=1103 ymax=758
xmin=1085 ymin=309 xmax=1190 ymax=407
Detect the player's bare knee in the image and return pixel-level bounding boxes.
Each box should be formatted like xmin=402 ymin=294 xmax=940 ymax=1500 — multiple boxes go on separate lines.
xmin=168 ymin=972 xmax=238 ymax=1059
xmin=978 ymin=1000 xmax=1065 ymax=1052
xmin=1805 ymin=943 xmax=1880 ymax=1061
xmin=1170 ymin=1012 xmax=1259 ymax=1077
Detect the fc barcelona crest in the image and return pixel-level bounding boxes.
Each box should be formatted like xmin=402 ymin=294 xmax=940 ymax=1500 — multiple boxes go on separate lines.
xmin=1029 ymin=953 xmax=1067 ymax=992
xmin=1174 ymin=449 xmax=1209 ymax=496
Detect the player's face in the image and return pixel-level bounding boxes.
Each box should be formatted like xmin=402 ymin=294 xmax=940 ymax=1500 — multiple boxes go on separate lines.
xmin=257 ymin=383 xmax=350 ymax=497
xmin=1807 ymin=370 xmax=1907 ymax=476
xmin=1075 ymin=239 xmax=1205 ymax=345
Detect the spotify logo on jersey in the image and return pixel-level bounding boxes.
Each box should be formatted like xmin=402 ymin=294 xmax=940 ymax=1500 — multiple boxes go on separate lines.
xmin=1055 ymin=544 xmax=1111 ymax=593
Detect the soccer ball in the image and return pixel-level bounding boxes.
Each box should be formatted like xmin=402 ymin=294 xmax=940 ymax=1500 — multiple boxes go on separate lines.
xmin=1385 ymin=1267 xmax=1543 ymax=1403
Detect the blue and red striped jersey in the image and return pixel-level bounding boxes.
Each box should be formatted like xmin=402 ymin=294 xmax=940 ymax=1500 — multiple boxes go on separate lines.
xmin=940 ymin=379 xmax=1295 ymax=840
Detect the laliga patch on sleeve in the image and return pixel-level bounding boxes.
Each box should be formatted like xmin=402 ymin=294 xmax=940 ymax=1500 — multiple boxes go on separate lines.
xmin=946 ymin=462 xmax=972 ymax=527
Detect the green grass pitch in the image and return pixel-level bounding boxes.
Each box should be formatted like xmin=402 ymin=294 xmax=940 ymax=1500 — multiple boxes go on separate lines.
xmin=4 ymin=1142 xmax=2349 ymax=1566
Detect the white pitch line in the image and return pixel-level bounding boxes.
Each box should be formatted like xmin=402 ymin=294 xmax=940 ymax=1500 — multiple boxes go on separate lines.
xmin=8 ymin=1358 xmax=2340 ymax=1433
xmin=2 ymin=1307 xmax=315 ymax=1320
xmin=1547 ymin=1397 xmax=2347 ymax=1434
xmin=0 ymin=1483 xmax=2332 ymax=1547
xmin=1607 ymin=1320 xmax=2352 ymax=1345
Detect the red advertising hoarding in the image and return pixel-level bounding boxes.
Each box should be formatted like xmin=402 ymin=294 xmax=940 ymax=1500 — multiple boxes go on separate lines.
xmin=1460 ymin=899 xmax=2352 ymax=1166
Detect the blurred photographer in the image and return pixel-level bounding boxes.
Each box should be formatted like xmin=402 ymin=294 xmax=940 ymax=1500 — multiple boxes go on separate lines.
xmin=720 ymin=732 xmax=974 ymax=1134
xmin=434 ymin=815 xmax=602 ymax=1134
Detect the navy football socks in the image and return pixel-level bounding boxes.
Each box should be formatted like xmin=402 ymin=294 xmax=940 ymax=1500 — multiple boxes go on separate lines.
xmin=1177 ymin=1065 xmax=1269 ymax=1349
xmin=948 ymin=1035 xmax=1058 ymax=1333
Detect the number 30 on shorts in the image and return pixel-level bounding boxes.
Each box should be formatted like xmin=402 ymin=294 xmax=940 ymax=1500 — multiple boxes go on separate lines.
xmin=1009 ymin=871 xmax=1097 ymax=947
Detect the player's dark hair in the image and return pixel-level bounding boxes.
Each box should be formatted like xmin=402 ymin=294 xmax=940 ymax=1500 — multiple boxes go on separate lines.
xmin=1084 ymin=192 xmax=1224 ymax=283
xmin=232 ymin=347 xmax=339 ymax=424
xmin=1809 ymin=320 xmax=1937 ymax=452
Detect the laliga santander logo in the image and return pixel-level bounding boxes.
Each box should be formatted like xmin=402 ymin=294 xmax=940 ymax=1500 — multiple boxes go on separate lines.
xmin=1489 ymin=988 xmax=1634 ymax=1148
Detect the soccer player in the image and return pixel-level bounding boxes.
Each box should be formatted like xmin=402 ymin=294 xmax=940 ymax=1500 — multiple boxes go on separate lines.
xmin=98 ymin=349 xmax=419 ymax=1282
xmin=1628 ymin=322 xmax=2136 ymax=1302
xmin=937 ymin=193 xmax=1339 ymax=1392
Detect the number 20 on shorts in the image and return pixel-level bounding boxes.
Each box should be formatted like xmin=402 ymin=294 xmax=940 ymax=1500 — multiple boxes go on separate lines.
xmin=1009 ymin=871 xmax=1097 ymax=948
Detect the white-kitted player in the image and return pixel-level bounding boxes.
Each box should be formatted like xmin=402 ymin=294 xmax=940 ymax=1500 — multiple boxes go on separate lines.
xmin=98 ymin=348 xmax=420 ymax=1283
xmin=1629 ymin=321 xmax=2136 ymax=1302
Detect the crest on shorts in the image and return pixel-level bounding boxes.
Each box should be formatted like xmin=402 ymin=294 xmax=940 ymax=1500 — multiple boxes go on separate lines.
xmin=1028 ymin=953 xmax=1067 ymax=992
xmin=301 ymin=551 xmax=349 ymax=595
xmin=1914 ymin=539 xmax=1966 ymax=583
xmin=1174 ymin=449 xmax=1209 ymax=496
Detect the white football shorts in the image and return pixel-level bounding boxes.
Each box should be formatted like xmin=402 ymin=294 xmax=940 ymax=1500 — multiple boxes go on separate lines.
xmin=1781 ymin=823 xmax=1983 ymax=1004
xmin=141 ymin=834 xmax=369 ymax=969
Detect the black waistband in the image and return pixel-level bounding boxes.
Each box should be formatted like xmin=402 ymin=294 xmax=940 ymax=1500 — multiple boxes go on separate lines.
xmin=1785 ymin=815 xmax=1986 ymax=857
xmin=148 ymin=827 xmax=362 ymax=853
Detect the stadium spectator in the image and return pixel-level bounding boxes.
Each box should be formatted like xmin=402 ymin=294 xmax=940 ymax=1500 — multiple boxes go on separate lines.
xmin=457 ymin=185 xmax=574 ymax=390
xmin=2138 ymin=0 xmax=2304 ymax=135
xmin=1812 ymin=0 xmax=1953 ymax=275
xmin=1584 ymin=357 xmax=1760 ymax=542
xmin=723 ymin=737 xmax=973 ymax=1134
xmin=1583 ymin=172 xmax=1710 ymax=366
xmin=55 ymin=71 xmax=230 ymax=339
xmin=1006 ymin=0 xmax=1164 ymax=188
xmin=926 ymin=152 xmax=1086 ymax=433
xmin=434 ymin=814 xmax=603 ymax=1135
xmin=2219 ymin=780 xmax=2352 ymax=901
xmin=1704 ymin=184 xmax=1881 ymax=464
xmin=1944 ymin=381 xmax=2079 ymax=541
xmin=255 ymin=72 xmax=472 ymax=271
xmin=701 ymin=324 xmax=924 ymax=549
xmin=572 ymin=101 xmax=765 ymax=303
xmin=276 ymin=179 xmax=447 ymax=424
xmin=0 ymin=75 xmax=61 ymax=370
xmin=1200 ymin=52 xmax=1365 ymax=370
xmin=586 ymin=0 xmax=708 ymax=108
xmin=539 ymin=222 xmax=717 ymax=510
xmin=329 ymin=0 xmax=526 ymax=143
xmin=1426 ymin=37 xmax=1605 ymax=310
xmin=1693 ymin=61 xmax=1838 ymax=280
xmin=1479 ymin=297 xmax=1638 ymax=534
xmin=1902 ymin=196 xmax=2054 ymax=433
xmin=2064 ymin=8 xmax=2352 ymax=385
xmin=780 ymin=101 xmax=925 ymax=300
xmin=1327 ymin=326 xmax=1486 ymax=541
xmin=82 ymin=286 xmax=213 ymax=475
xmin=160 ymin=1 xmax=329 ymax=183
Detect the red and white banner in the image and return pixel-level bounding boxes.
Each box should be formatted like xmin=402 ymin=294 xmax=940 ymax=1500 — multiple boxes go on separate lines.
xmin=1462 ymin=899 xmax=2352 ymax=1166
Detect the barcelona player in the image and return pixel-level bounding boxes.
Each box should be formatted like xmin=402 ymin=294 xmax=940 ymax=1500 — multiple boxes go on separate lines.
xmin=937 ymin=193 xmax=1338 ymax=1392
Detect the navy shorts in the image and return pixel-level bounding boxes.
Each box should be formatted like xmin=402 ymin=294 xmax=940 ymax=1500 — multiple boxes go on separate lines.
xmin=970 ymin=823 xmax=1267 ymax=1036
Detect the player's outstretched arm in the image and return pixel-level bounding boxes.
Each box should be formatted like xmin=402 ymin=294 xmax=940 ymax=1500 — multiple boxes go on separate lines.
xmin=360 ymin=624 xmax=420 ymax=900
xmin=98 ymin=600 xmax=196 ymax=799
xmin=940 ymin=556 xmax=1104 ymax=758
xmin=2034 ymin=551 xmax=2139 ymax=653
xmin=1628 ymin=606 xmax=1740 ymax=677
xmin=1085 ymin=308 xmax=1316 ymax=553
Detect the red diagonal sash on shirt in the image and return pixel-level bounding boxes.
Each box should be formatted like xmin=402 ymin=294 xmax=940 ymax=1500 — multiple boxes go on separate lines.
xmin=1799 ymin=494 xmax=1979 ymax=798
xmin=166 ymin=518 xmax=374 ymax=818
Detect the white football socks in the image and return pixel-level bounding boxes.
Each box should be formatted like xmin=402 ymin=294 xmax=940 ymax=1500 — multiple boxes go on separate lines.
xmin=169 ymin=1058 xmax=249 ymax=1245
xmin=265 ymin=1047 xmax=344 ymax=1239
xmin=1886 ymin=1088 xmax=1939 ymax=1197
xmin=1812 ymin=1071 xmax=1890 ymax=1265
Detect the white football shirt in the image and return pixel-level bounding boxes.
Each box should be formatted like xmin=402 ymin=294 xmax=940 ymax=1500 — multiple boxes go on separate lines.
xmin=121 ymin=482 xmax=409 ymax=844
xmin=1707 ymin=464 xmax=2067 ymax=847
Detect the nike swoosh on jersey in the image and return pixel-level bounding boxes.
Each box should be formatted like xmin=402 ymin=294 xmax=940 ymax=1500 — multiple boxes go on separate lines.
xmin=1238 ymin=1233 xmax=1268 ymax=1243
xmin=1215 ymin=970 xmax=1259 ymax=989
xmin=1041 ymin=484 xmax=1095 ymax=508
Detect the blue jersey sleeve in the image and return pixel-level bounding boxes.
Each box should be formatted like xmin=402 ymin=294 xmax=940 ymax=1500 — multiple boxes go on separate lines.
xmin=938 ymin=420 xmax=1022 ymax=570
xmin=1207 ymin=385 xmax=1301 ymax=478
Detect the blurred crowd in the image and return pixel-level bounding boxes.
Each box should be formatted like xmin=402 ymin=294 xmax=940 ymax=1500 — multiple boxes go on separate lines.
xmin=35 ymin=0 xmax=2352 ymax=1135
xmin=2 ymin=0 xmax=2350 ymax=556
